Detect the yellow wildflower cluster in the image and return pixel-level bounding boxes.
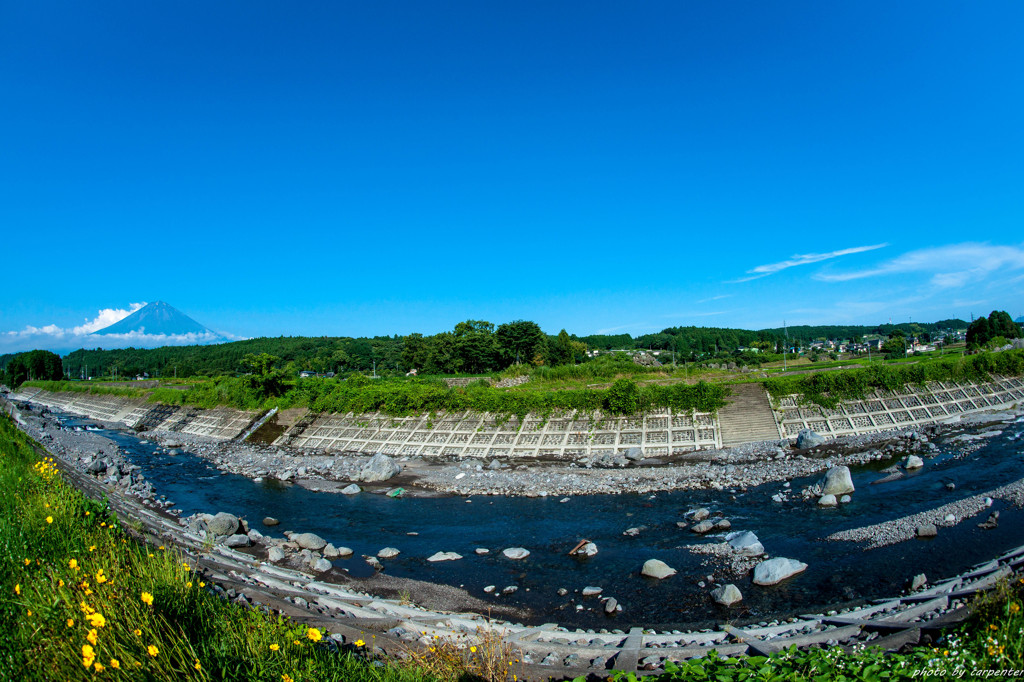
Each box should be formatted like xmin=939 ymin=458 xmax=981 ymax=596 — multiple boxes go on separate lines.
xmin=33 ymin=456 xmax=58 ymax=481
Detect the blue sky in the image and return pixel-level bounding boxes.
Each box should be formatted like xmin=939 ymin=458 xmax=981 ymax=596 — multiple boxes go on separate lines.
xmin=2 ymin=2 xmax=1023 ymax=353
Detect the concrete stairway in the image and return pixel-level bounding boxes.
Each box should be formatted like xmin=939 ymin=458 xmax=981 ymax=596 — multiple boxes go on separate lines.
xmin=718 ymin=382 xmax=781 ymax=447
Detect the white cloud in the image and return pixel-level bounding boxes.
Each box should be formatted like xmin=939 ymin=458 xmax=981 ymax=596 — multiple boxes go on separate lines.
xmin=730 ymin=244 xmax=888 ymax=283
xmin=71 ymin=303 xmax=145 ymax=334
xmin=697 ymin=294 xmax=733 ymax=303
xmin=815 ymin=243 xmax=1024 ymax=287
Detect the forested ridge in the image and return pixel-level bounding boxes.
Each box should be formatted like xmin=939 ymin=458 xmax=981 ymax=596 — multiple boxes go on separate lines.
xmin=1 ymin=317 xmax=980 ymax=382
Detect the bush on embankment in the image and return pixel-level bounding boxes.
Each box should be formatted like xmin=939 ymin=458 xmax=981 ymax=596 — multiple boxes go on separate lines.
xmin=0 ymin=412 xmax=434 ymax=682
xmin=763 ymin=349 xmax=1024 ymax=409
xmin=21 ymin=375 xmax=729 ymax=418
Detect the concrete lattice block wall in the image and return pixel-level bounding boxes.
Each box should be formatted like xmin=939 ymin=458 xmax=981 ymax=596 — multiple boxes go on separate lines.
xmin=775 ymin=376 xmax=1024 ymax=440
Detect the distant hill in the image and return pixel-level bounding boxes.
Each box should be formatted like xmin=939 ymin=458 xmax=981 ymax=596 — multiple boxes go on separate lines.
xmin=92 ymin=301 xmax=216 ymax=337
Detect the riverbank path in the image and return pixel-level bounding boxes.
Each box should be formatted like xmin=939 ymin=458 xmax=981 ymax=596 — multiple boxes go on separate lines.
xmin=718 ymin=382 xmax=781 ymax=447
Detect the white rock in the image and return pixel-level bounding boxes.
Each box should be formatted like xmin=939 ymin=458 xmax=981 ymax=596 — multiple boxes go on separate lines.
xmin=839 ymin=495 xmax=852 ymax=504
xmin=483 ymin=585 xmax=496 ymax=593
xmin=426 ymin=551 xmax=463 ymax=562
xmin=905 ymin=455 xmax=924 ymax=470
xmin=502 ymin=547 xmax=530 ymax=560
xmin=753 ymin=557 xmax=808 ymax=585
xmin=574 ymin=542 xmax=598 ymax=557
xmin=334 ymin=546 xmax=354 ymax=557
xmin=726 ymin=531 xmax=764 ymax=556
xmin=818 ymin=494 xmax=838 ymax=507
xmin=711 ymin=584 xmax=743 ymax=606
xmin=267 ymin=547 xmax=286 ymax=563
xmin=474 ymin=548 xmax=490 ymax=555
xmin=377 ymin=547 xmax=401 ymax=559
xmin=641 ymin=559 xmax=677 ymax=580
xmin=581 ymin=586 xmax=603 ymax=596
xmin=820 ymin=466 xmax=855 ymax=495
xmin=340 ymin=483 xmax=362 ymax=495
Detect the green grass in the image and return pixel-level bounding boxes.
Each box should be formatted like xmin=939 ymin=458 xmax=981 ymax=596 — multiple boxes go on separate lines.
xmin=0 ymin=412 xmax=438 ymax=682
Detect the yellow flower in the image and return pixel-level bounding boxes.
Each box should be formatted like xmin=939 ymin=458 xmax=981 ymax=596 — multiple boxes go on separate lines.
xmin=354 ymin=639 xmax=365 ymax=647
xmin=82 ymin=644 xmax=96 ymax=668
xmin=990 ymin=624 xmax=999 ymax=631
xmin=45 ymin=503 xmax=50 ymax=508
xmin=88 ymin=545 xmax=96 ymax=552
xmin=186 ymin=582 xmax=193 ymax=589
xmin=69 ymin=559 xmax=78 ymax=570
xmin=470 ymin=646 xmax=477 ymax=653
xmin=293 ymin=640 xmax=301 ymax=646
xmin=87 ymin=613 xmax=106 ymax=628
xmin=59 ymin=580 xmax=64 ymax=587
xmin=159 ymin=546 xmax=165 ymax=551
xmin=306 ymin=628 xmax=322 ymax=642
xmin=147 ymin=644 xmax=159 ymax=657
xmin=199 ymin=581 xmax=205 ymax=587
xmin=85 ymin=511 xmax=90 ymax=516
xmin=87 ymin=629 xmax=98 ymax=645
xmin=282 ymin=675 xmax=294 ymax=682
xmin=141 ymin=591 xmax=154 ymax=606
xmin=80 ymin=601 xmax=95 ymax=615
xmin=27 ymin=610 xmax=32 ymax=617
xmin=24 ymin=558 xmax=31 ymax=566
xmin=13 ymin=584 xmax=19 ymax=595
xmin=194 ymin=660 xmax=202 ymax=671
xmin=269 ymin=643 xmax=280 ymax=651
xmin=1011 ymin=603 xmax=1021 ymax=614
xmin=101 ymin=522 xmax=106 ymax=527
xmin=46 ymin=516 xmax=53 ymax=524
xmin=95 ymin=570 xmax=107 ymax=584
xmin=133 ymin=629 xmax=141 ymax=636
xmin=110 ymin=659 xmax=120 ymax=669
xmin=67 ymin=619 xmax=75 ymax=628
xmin=94 ymin=662 xmax=105 ymax=672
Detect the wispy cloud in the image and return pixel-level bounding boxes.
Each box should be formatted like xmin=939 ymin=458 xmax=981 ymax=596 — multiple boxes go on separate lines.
xmin=815 ymin=242 xmax=1024 ymax=290
xmin=697 ymin=294 xmax=733 ymax=303
xmin=595 ymin=323 xmax=646 ymax=335
xmin=729 ymin=244 xmax=888 ymax=283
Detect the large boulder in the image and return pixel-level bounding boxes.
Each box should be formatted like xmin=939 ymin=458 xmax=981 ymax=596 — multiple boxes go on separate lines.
xmin=711 ymin=584 xmax=743 ymax=606
xmin=691 ymin=520 xmax=715 ymax=534
xmin=820 ymin=466 xmax=855 ymax=496
xmin=356 ymin=453 xmax=401 ymax=482
xmin=223 ymin=534 xmax=251 ymax=548
xmin=797 ymin=429 xmax=826 ymax=449
xmin=377 ymin=547 xmax=401 ymax=559
xmin=207 ymin=512 xmax=240 ymax=537
xmin=641 ymin=559 xmax=677 ymax=580
xmin=753 ymin=557 xmax=808 ymax=585
xmin=293 ymin=532 xmax=328 ymax=551
xmin=905 ymin=455 xmax=924 ymax=470
xmin=267 ymin=547 xmax=286 ymax=563
xmin=340 ymin=484 xmax=362 ymax=495
xmin=726 ymin=531 xmax=764 ymax=556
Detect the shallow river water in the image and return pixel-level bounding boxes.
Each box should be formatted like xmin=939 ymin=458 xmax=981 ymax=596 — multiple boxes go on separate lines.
xmin=58 ymin=414 xmax=1024 ymax=630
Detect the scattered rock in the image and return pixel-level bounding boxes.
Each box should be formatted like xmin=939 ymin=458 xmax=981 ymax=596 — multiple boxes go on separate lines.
xmin=820 ymin=466 xmax=855 ymax=496
xmin=334 ymin=546 xmax=354 ymax=557
xmin=641 ymin=559 xmax=677 ymax=580
xmin=484 ymin=585 xmax=496 ymax=593
xmin=262 ymin=517 xmax=279 ymax=527
xmin=293 ymin=533 xmax=328 ymax=551
xmin=474 ymin=548 xmax=490 ymax=555
xmin=357 ymin=453 xmax=401 ymax=482
xmin=905 ymin=455 xmax=924 ymax=470
xmin=502 ymin=547 xmax=530 ymax=560
xmin=426 ymin=552 xmax=463 ymax=562
xmin=207 ymin=512 xmax=240 ymax=537
xmin=818 ymin=494 xmax=838 ymax=507
xmin=323 ymin=544 xmax=340 ymax=558
xmin=797 ymin=429 xmax=826 ymax=449
xmin=690 ymin=508 xmax=710 ymax=522
xmin=582 ymin=586 xmax=603 ymax=597
xmin=916 ymin=524 xmax=938 ymax=538
xmin=224 ymin=534 xmax=251 ymax=548
xmin=604 ymin=597 xmax=618 ymax=614
xmin=839 ymin=495 xmax=852 ymax=504
xmin=978 ymin=511 xmax=1000 ymax=530
xmin=340 ymin=484 xmax=362 ymax=495
xmin=726 ymin=531 xmax=765 ymax=556
xmin=573 ymin=542 xmax=598 ymax=558
xmin=691 ymin=520 xmax=714 ymax=534
xmin=267 ymin=547 xmax=286 ymax=563
xmin=753 ymin=557 xmax=808 ymax=585
xmin=312 ymin=558 xmax=333 ymax=572
xmin=714 ymin=519 xmax=732 ymax=530
xmin=502 ymin=585 xmax=518 ymax=594
xmin=911 ymin=573 xmax=928 ymax=591
xmin=623 ymin=527 xmax=643 ymax=537
xmin=711 ymin=584 xmax=743 ymax=606
xmin=377 ymin=547 xmax=401 ymax=559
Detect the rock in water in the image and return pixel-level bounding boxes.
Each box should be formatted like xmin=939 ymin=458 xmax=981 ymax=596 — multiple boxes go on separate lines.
xmin=641 ymin=559 xmax=677 ymax=580
xmin=426 ymin=552 xmax=463 ymax=562
xmin=340 ymin=484 xmax=362 ymax=495
xmin=905 ymin=455 xmax=924 ymax=470
xmin=726 ymin=531 xmax=764 ymax=556
xmin=711 ymin=584 xmax=743 ymax=606
xmin=691 ymin=520 xmax=714 ymax=534
xmin=262 ymin=517 xmax=280 ymax=527
xmin=690 ymin=508 xmax=710 ymax=522
xmin=293 ymin=533 xmax=328 ymax=550
xmin=818 ymin=494 xmax=838 ymax=507
xmin=502 ymin=547 xmax=530 ymax=560
xmin=797 ymin=429 xmax=826 ymax=449
xmin=820 ymin=466 xmax=855 ymax=496
xmin=604 ymin=597 xmax=618 ymax=614
xmin=357 ymin=453 xmax=401 ymax=482
xmin=377 ymin=547 xmax=401 ymax=559
xmin=753 ymin=557 xmax=808 ymax=585
xmin=911 ymin=573 xmax=928 ymax=591
xmin=978 ymin=511 xmax=999 ymax=530
xmin=582 ymin=586 xmax=603 ymax=596
xmin=335 ymin=546 xmax=354 ymax=557
xmin=207 ymin=512 xmax=240 ymax=536
xmin=916 ymin=524 xmax=938 ymax=538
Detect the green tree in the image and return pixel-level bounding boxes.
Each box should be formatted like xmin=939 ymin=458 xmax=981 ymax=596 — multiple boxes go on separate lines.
xmin=967 ymin=317 xmax=991 ymax=347
xmin=495 ymin=320 xmax=544 ymax=367
xmin=547 ymin=329 xmax=573 ymax=366
xmin=453 ymin=320 xmax=499 ymax=373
